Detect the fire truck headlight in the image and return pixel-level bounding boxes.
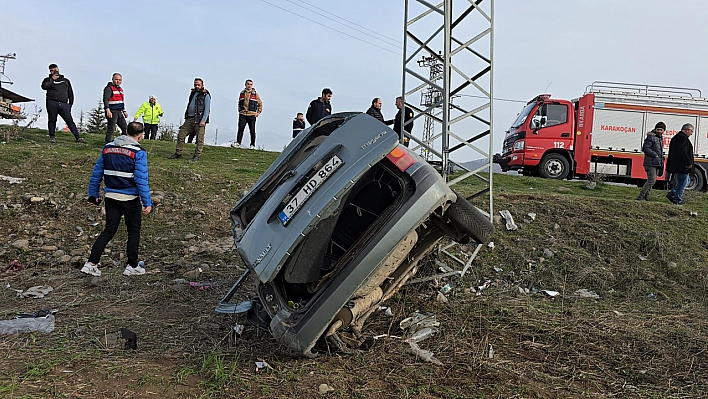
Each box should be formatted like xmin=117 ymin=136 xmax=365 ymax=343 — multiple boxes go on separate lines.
xmin=513 ymin=140 xmax=525 ymax=151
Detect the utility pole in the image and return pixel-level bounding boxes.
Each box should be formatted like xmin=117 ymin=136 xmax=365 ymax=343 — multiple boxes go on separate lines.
xmin=418 ymin=54 xmax=443 ymax=161
xmin=0 ymin=53 xmax=17 ymax=102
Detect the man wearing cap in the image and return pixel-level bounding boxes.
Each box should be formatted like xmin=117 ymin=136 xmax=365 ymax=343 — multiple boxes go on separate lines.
xmin=637 ymin=121 xmax=665 ymax=201
xmin=134 ymin=95 xmax=164 ymax=140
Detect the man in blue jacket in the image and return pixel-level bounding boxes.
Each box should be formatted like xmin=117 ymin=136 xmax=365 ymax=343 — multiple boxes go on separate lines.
xmin=83 ymin=121 xmax=153 ymax=277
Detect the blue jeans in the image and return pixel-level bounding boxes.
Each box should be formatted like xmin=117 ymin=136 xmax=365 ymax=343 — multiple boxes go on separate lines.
xmin=669 ymin=173 xmax=690 ymax=201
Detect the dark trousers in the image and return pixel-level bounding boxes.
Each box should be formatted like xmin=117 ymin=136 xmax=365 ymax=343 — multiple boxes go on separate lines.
xmin=89 ymin=198 xmax=142 ymax=267
xmin=46 ymin=100 xmax=80 ymax=139
xmin=106 ymin=109 xmax=128 ymax=143
xmin=145 ymin=123 xmax=159 ymax=140
xmin=237 ymin=114 xmax=257 ymax=146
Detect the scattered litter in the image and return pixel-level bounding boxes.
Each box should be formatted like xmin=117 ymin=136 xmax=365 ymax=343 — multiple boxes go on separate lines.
xmin=0 ymin=175 xmax=26 ymax=184
xmin=473 ymin=279 xmax=492 ymax=295
xmin=7 ymin=260 xmax=24 ymax=272
xmin=17 ymin=286 xmax=53 ymax=299
xmin=486 ymin=343 xmax=494 ymax=359
xmin=541 ymin=290 xmax=559 ymax=297
xmin=521 ymin=340 xmax=547 ymax=349
xmin=372 ymin=334 xmax=401 ymax=340
xmin=487 ymin=241 xmax=495 ymax=249
xmin=0 ymin=309 xmax=56 ymax=335
xmin=527 ymin=212 xmax=536 ymax=221
xmin=493 ymin=266 xmax=503 ymax=273
xmin=690 ymin=211 xmax=697 ymax=217
xmin=439 ymin=283 xmax=451 ymax=294
xmin=91 ymin=222 xmax=99 ymax=226
xmin=573 ymin=289 xmax=600 ymax=299
xmin=407 ymin=342 xmax=443 ymax=365
xmin=517 ymin=287 xmax=530 ymax=294
xmin=667 ymin=262 xmax=677 ymax=269
xmin=118 ymin=328 xmax=138 ymax=350
xmin=435 ymin=292 xmax=449 ymax=303
xmin=647 ymin=293 xmax=657 ymax=301
xmin=499 ymin=210 xmax=518 ymax=231
xmin=406 ymin=327 xmax=439 ymax=343
xmin=255 ymin=359 xmax=274 ymax=372
xmin=172 ymin=278 xmax=188 ymax=284
xmin=400 ymin=312 xmax=440 ymax=331
xmin=613 ymin=310 xmax=624 ymax=316
xmin=435 ymin=260 xmax=453 ymax=273
xmin=319 ymin=384 xmax=335 ymax=395
xmin=378 ymin=306 xmax=394 ymax=317
xmin=233 ymin=324 xmax=245 ymax=336
xmin=189 ymin=281 xmax=213 ymax=290
xmin=637 ymin=254 xmax=648 ymax=261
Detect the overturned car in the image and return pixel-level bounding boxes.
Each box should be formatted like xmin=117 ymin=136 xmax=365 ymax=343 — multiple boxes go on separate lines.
xmin=217 ymin=112 xmax=493 ymax=357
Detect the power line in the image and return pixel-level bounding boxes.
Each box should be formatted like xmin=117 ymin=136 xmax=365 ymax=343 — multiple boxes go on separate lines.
xmin=288 ymin=0 xmax=402 ymax=47
xmin=258 ymin=0 xmax=402 ymax=56
xmin=456 ymin=94 xmax=527 ymax=104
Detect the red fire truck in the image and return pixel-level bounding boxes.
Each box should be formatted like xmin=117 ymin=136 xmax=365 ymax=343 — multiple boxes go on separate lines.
xmin=494 ymin=81 xmax=708 ymax=190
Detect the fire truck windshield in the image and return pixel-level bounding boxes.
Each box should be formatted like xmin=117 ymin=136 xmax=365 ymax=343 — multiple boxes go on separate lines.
xmin=510 ymin=103 xmax=536 ymax=129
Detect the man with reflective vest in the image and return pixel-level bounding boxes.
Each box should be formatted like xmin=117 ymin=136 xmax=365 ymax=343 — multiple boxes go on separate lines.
xmin=234 ymin=79 xmax=263 ymax=149
xmin=83 ymin=121 xmax=153 ymax=278
xmin=134 ymin=95 xmax=163 ymax=140
xmin=103 ymin=73 xmax=129 ymax=144
xmin=168 ymin=78 xmax=211 ymax=162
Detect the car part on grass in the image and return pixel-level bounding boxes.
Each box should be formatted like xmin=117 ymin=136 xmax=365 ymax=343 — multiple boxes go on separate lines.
xmin=217 ymin=112 xmax=493 ymax=357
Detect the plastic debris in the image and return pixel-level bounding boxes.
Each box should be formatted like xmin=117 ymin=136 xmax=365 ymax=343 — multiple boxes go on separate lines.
xmin=527 ymin=212 xmax=536 ymax=221
xmin=573 ymin=289 xmax=600 ymax=299
xmin=407 ymin=342 xmax=442 ymax=365
xmin=541 ymin=290 xmax=559 ymax=297
xmin=493 ymin=266 xmax=503 ymax=273
xmin=435 ymin=292 xmax=449 ymax=303
xmin=487 ymin=343 xmax=494 ymax=359
xmin=499 ymin=210 xmax=518 ymax=231
xmin=690 ymin=211 xmax=697 ymax=217
xmin=400 ymin=311 xmax=440 ymax=331
xmin=439 ymin=284 xmax=451 ymax=294
xmin=378 ymin=306 xmax=394 ymax=317
xmin=0 ymin=311 xmax=56 ymax=335
xmin=189 ymin=281 xmax=213 ymax=290
xmin=7 ymin=260 xmax=24 ymax=272
xmin=406 ymin=327 xmax=439 ymax=343
xmin=647 ymin=293 xmax=657 ymax=301
xmin=91 ymin=222 xmax=99 ymax=226
xmin=233 ymin=324 xmax=245 ymax=336
xmin=17 ymin=286 xmax=53 ymax=299
xmin=487 ymin=241 xmax=495 ymax=249
xmin=638 ymin=254 xmax=648 ymax=261
xmin=255 ymin=359 xmax=274 ymax=372
xmin=0 ymin=175 xmax=26 ymax=184
xmin=319 ymin=384 xmax=335 ymax=395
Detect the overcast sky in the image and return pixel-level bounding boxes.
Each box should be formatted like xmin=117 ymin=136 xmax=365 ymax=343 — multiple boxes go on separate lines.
xmin=4 ymin=1 xmax=708 ymax=158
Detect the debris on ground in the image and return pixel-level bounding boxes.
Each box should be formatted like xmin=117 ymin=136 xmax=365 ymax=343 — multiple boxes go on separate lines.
xmin=118 ymin=328 xmax=138 ymax=350
xmin=17 ymin=286 xmax=53 ymax=299
xmin=318 ymin=383 xmax=335 ymax=395
xmin=573 ymin=289 xmax=600 ymax=299
xmin=435 ymin=292 xmax=449 ymax=303
xmin=6 ymin=259 xmax=24 ymax=272
xmin=378 ymin=306 xmax=394 ymax=316
xmin=487 ymin=241 xmax=495 ymax=249
xmin=255 ymin=359 xmax=274 ymax=372
xmin=0 ymin=175 xmax=26 ymax=184
xmin=407 ymin=342 xmax=443 ymax=365
xmin=541 ymin=290 xmax=559 ymax=297
xmin=638 ymin=254 xmax=648 ymax=261
xmin=189 ymin=282 xmax=213 ymax=290
xmin=542 ymin=248 xmax=555 ymax=258
xmin=400 ymin=312 xmax=440 ymax=343
xmin=690 ymin=211 xmax=697 ymax=217
xmin=527 ymin=212 xmax=536 ymax=221
xmin=233 ymin=324 xmax=245 ymax=336
xmin=499 ymin=210 xmax=518 ymax=231
xmin=0 ymin=310 xmax=56 ymax=335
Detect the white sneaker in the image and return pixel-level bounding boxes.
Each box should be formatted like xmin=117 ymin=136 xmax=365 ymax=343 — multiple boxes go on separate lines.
xmin=123 ymin=264 xmax=146 ymax=276
xmin=249 ymin=145 xmax=256 ymax=150
xmin=81 ymin=262 xmax=102 ymax=277
xmin=231 ymin=142 xmax=241 ymax=148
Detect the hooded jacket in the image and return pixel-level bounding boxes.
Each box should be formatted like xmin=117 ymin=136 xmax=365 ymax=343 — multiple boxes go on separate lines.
xmin=41 ymin=74 xmax=74 ymax=105
xmin=88 ymin=135 xmax=152 ymax=206
xmin=642 ymin=129 xmax=664 ymax=167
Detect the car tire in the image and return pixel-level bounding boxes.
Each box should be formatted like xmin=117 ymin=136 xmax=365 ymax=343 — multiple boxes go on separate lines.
xmin=687 ymin=168 xmax=705 ymax=191
xmin=446 ymin=191 xmax=494 ymax=244
xmin=538 ymin=153 xmax=570 ymax=179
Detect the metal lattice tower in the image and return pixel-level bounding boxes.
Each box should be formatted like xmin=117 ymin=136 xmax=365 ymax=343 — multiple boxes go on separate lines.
xmin=402 ymin=0 xmax=494 ymax=277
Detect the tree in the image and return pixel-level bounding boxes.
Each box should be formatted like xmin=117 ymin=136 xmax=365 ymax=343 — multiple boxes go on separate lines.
xmin=85 ymin=100 xmax=106 ymax=135
xmin=157 ymin=122 xmax=177 ymax=141
xmin=78 ymin=110 xmax=86 ymax=134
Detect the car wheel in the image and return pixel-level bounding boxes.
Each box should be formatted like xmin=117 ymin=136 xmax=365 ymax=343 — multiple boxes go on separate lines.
xmin=687 ymin=169 xmax=705 ymax=191
xmin=445 ymin=191 xmax=494 ymax=244
xmin=538 ymin=153 xmax=570 ymax=179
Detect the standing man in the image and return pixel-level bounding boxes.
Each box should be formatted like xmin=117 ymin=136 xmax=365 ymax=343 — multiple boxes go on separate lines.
xmin=385 ymin=97 xmax=415 ymax=147
xmin=306 ymin=88 xmax=332 ymax=125
xmin=168 ymin=78 xmax=211 ymax=162
xmin=366 ymin=97 xmax=384 ymax=122
xmin=103 ymin=73 xmax=129 ymax=143
xmin=134 ymin=95 xmax=163 ymax=140
xmin=40 ymin=64 xmax=86 ymax=143
xmin=292 ymin=112 xmax=306 ymax=138
xmin=666 ymin=123 xmax=695 ymax=205
xmin=235 ymin=79 xmax=263 ymax=149
xmin=82 ymin=121 xmax=152 ymax=277
xmin=637 ymin=121 xmax=665 ymax=201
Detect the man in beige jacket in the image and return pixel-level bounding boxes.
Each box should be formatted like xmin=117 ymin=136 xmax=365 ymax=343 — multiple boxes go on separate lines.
xmin=234 ymin=79 xmax=263 ymax=149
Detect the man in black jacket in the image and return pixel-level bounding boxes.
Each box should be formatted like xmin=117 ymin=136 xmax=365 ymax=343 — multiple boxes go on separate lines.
xmin=306 ymin=88 xmax=332 ymax=125
xmin=168 ymin=78 xmax=211 ymax=162
xmin=292 ymin=112 xmax=306 ymax=138
xmin=40 ymin=64 xmax=85 ymax=143
xmin=385 ymin=97 xmax=414 ymax=147
xmin=366 ymin=98 xmax=384 ymax=122
xmin=666 ymin=123 xmax=695 ymax=204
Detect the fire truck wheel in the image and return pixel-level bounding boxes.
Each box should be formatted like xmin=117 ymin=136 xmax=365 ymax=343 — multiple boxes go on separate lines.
xmin=539 ymin=154 xmax=570 ymax=180
xmin=687 ymin=169 xmax=705 ymax=191
xmin=446 ymin=190 xmax=495 ymax=244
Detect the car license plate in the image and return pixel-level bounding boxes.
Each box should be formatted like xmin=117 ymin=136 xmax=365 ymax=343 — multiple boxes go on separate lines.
xmin=278 ymin=155 xmax=343 ymax=225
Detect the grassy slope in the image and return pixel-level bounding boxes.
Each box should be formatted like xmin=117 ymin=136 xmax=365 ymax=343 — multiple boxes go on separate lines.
xmin=0 ymin=128 xmax=706 ymax=398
